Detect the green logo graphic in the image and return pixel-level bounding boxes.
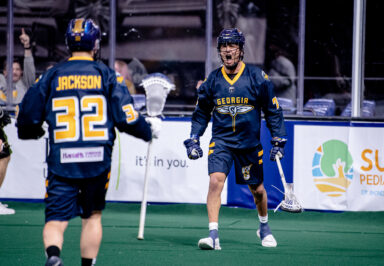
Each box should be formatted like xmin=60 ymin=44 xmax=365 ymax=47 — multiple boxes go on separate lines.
xmin=312 ymin=140 xmax=353 ymax=197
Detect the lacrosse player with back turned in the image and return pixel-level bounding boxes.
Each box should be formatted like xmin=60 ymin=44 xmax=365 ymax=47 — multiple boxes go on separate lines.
xmin=16 ymin=18 xmax=160 ymax=266
xmin=184 ymin=28 xmax=287 ymax=250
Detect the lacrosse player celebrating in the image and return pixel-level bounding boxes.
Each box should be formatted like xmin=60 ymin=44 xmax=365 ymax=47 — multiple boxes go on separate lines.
xmin=16 ymin=18 xmax=158 ymax=266
xmin=184 ymin=28 xmax=287 ymax=250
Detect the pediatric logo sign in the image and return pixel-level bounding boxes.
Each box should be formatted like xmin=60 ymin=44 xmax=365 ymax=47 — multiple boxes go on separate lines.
xmin=295 ymin=125 xmax=384 ymax=211
xmin=312 ymin=140 xmax=353 ymax=197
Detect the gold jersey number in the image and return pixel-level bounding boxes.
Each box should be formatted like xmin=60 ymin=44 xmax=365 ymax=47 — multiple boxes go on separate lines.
xmin=52 ymin=95 xmax=108 ymax=143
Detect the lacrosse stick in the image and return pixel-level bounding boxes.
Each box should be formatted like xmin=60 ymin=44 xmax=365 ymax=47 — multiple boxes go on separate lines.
xmin=137 ymin=73 xmax=175 ymax=240
xmin=273 ymin=155 xmax=303 ymax=213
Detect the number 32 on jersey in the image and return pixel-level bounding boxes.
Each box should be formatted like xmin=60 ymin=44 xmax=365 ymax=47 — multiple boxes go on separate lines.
xmin=53 ymin=95 xmax=108 ymax=143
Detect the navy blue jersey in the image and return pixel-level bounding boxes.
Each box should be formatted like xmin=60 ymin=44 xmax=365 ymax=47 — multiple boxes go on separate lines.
xmin=17 ymin=56 xmax=151 ymax=178
xmin=191 ymin=63 xmax=286 ymax=149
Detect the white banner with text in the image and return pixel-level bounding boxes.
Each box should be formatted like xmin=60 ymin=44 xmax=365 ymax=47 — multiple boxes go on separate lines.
xmin=0 ymin=120 xmax=227 ymax=204
xmin=294 ymin=125 xmax=384 ymax=211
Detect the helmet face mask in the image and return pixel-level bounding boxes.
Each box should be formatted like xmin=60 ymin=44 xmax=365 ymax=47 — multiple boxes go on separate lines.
xmin=219 ymin=44 xmax=242 ymax=70
xmin=65 ymin=18 xmax=101 ymax=53
xmin=217 ymin=28 xmax=245 ymax=70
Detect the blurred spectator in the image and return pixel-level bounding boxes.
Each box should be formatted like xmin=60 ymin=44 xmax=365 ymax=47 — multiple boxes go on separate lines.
xmin=267 ymin=43 xmax=297 ymax=106
xmin=114 ymin=59 xmax=137 ymax=95
xmin=0 ymin=28 xmax=36 ymax=105
xmin=0 ymin=28 xmax=35 ymax=215
xmin=307 ymin=40 xmax=351 ymax=115
xmin=35 ymin=61 xmax=58 ymax=82
xmin=127 ymin=57 xmax=148 ymax=89
xmin=322 ymin=45 xmax=351 ymax=115
xmin=196 ymin=80 xmax=204 ymax=90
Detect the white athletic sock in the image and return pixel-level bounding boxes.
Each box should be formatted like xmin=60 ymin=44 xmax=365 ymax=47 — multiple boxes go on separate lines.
xmin=209 ymin=222 xmax=218 ymax=231
xmin=258 ymin=214 xmax=268 ymax=224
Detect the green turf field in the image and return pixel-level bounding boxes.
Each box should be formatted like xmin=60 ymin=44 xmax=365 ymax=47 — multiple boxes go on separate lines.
xmin=0 ymin=201 xmax=383 ymax=266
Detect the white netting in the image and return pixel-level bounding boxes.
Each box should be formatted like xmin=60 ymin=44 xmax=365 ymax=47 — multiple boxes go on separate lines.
xmin=273 ymin=183 xmax=303 ymax=213
xmin=140 ymin=73 xmax=175 ymax=117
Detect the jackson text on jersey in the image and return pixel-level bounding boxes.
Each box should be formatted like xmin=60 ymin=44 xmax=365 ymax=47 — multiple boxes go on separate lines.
xmin=56 ymin=75 xmax=102 ymax=91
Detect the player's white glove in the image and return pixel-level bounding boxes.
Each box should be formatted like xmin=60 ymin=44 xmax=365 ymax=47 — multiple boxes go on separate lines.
xmin=145 ymin=117 xmax=162 ymax=139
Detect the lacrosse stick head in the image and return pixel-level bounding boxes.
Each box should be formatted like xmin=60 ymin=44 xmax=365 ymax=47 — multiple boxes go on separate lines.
xmin=140 ymin=73 xmax=175 ymax=117
xmin=279 ymin=183 xmax=304 ymax=213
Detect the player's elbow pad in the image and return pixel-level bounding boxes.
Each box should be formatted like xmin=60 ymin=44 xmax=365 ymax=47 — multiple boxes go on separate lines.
xmin=116 ymin=116 xmax=152 ymax=142
xmin=17 ymin=125 xmax=45 ymax=139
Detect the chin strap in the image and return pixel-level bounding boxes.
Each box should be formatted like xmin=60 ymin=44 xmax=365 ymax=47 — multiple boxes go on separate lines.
xmin=225 ymin=61 xmax=239 ymax=71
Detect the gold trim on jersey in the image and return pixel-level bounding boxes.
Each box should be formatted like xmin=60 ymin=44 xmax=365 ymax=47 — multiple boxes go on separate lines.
xmin=68 ymin=56 xmax=94 ymax=61
xmin=221 ymin=62 xmax=245 ymax=85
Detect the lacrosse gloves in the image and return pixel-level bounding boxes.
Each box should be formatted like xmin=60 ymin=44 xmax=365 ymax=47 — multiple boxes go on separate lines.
xmin=184 ymin=135 xmax=203 ymax=160
xmin=270 ymin=137 xmax=287 ymax=161
xmin=145 ymin=117 xmax=162 ymax=139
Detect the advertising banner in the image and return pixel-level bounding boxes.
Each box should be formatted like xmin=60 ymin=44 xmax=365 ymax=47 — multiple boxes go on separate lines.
xmin=0 ymin=120 xmax=227 ymax=204
xmin=106 ymin=121 xmax=227 ymax=204
xmin=3 ymin=118 xmax=384 ymax=212
xmin=294 ymin=125 xmax=384 ymax=211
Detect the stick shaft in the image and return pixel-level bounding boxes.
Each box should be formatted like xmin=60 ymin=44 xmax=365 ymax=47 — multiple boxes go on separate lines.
xmin=275 ymin=155 xmax=288 ymax=192
xmin=137 ymin=140 xmax=153 ymax=240
xmin=275 ymin=155 xmax=303 ymax=212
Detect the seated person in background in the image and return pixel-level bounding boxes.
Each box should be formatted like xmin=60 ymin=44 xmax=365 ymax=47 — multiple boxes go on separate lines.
xmin=267 ymin=43 xmax=296 ymax=106
xmin=307 ymin=40 xmax=351 ymax=115
xmin=322 ymin=51 xmax=351 ymax=115
xmin=114 ymin=60 xmax=136 ymax=95
xmin=0 ymin=28 xmax=36 ymax=105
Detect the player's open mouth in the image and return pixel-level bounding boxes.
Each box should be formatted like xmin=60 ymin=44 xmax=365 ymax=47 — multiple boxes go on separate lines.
xmin=224 ymin=55 xmax=234 ymax=65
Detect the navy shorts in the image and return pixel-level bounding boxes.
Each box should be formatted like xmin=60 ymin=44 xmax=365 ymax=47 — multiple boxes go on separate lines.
xmin=208 ymin=140 xmax=264 ymax=185
xmin=45 ymin=169 xmax=111 ymax=222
